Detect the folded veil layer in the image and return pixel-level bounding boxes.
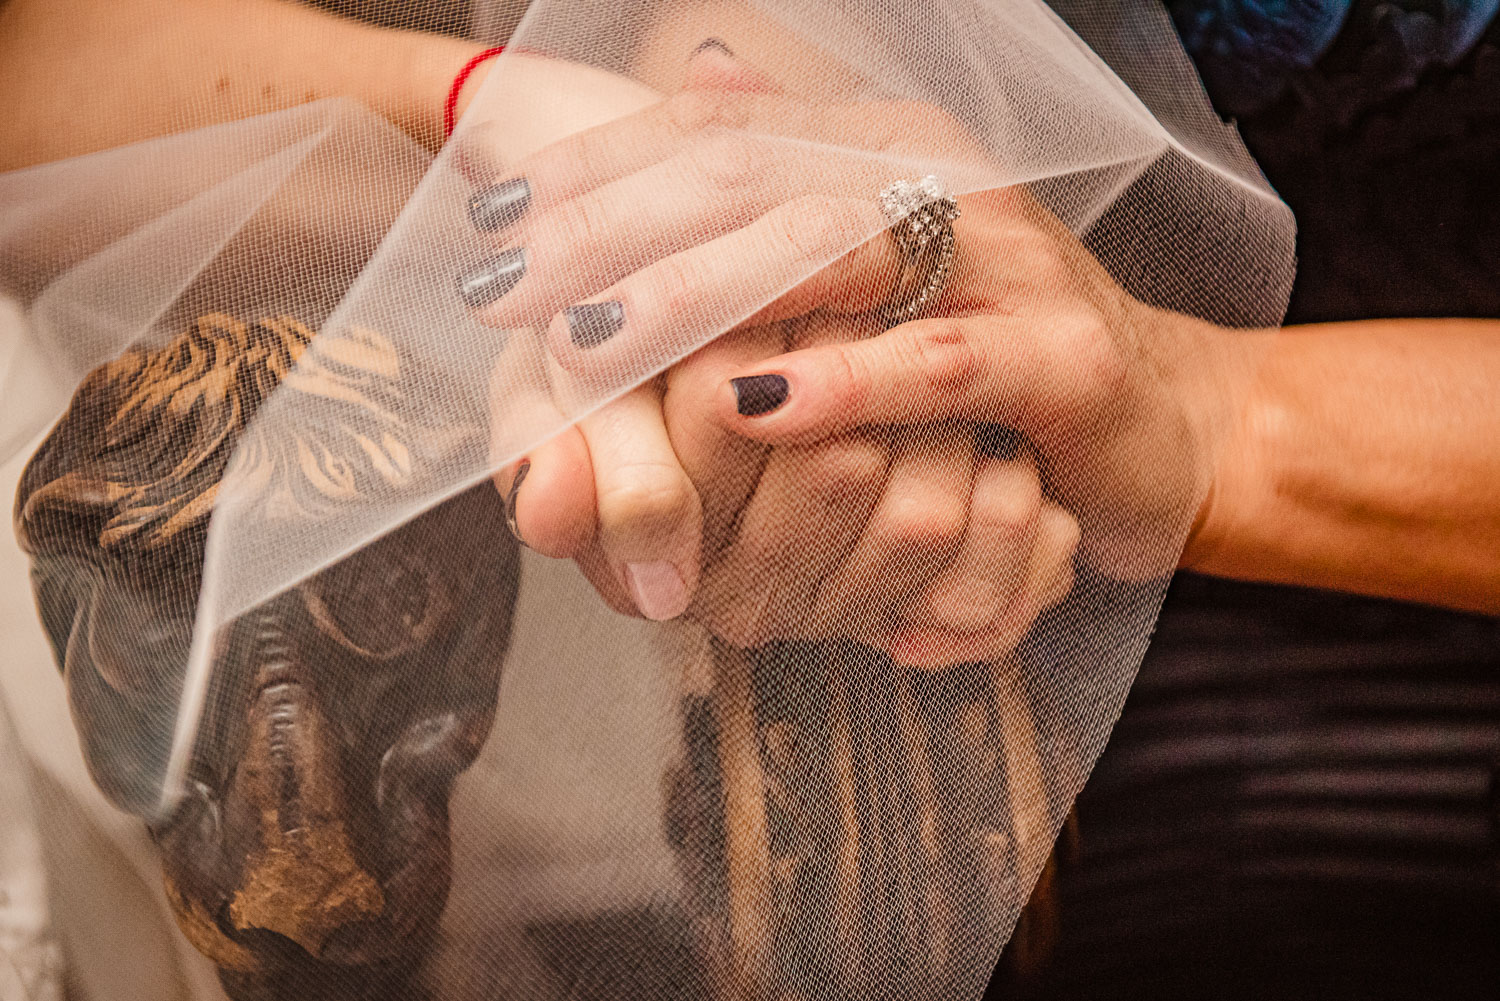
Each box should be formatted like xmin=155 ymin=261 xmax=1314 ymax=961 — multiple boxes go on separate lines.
xmin=0 ymin=2 xmax=1293 ymax=999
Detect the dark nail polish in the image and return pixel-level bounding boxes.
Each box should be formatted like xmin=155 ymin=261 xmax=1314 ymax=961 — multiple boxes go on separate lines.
xmin=694 ymin=37 xmax=734 ymax=57
xmin=457 ymin=248 xmax=526 ymax=308
xmin=731 ymin=374 xmax=789 ymax=416
xmin=565 ymin=301 xmax=625 ymax=349
xmin=468 ymin=178 xmax=532 ymax=232
xmin=504 ymin=460 xmax=530 ymax=547
xmin=976 ymin=424 xmax=1022 ymax=460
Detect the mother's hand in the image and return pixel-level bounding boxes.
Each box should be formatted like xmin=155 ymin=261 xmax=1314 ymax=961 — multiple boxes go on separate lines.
xmin=709 ymin=185 xmax=1238 ymax=581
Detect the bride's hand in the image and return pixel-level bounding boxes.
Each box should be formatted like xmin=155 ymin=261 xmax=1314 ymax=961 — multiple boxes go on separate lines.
xmin=472 ymin=44 xmax=997 ymax=624
xmin=466 ymin=45 xmax=1234 ymax=585
xmin=472 ymin=45 xmax=1233 ymax=665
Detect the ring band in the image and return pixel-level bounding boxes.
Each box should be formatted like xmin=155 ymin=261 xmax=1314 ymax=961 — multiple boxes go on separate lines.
xmin=878 ymin=175 xmax=961 ymax=326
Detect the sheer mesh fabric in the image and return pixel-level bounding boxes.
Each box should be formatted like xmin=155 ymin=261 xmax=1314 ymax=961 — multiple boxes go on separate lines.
xmin=0 ymin=2 xmax=1294 ymax=999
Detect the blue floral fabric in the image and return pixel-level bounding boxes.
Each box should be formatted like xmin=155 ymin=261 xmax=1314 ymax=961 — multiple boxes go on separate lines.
xmin=1167 ymin=0 xmax=1500 ymax=113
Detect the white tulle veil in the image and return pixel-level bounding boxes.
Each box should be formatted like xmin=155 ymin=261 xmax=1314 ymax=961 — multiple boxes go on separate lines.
xmin=0 ymin=1 xmax=1294 ymax=998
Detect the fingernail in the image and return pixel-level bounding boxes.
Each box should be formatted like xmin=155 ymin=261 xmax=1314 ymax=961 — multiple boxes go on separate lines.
xmin=625 ymin=561 xmax=689 ymax=621
xmin=694 ymin=37 xmax=733 ymax=57
xmin=457 ymin=248 xmax=526 ymax=307
xmin=731 ymin=374 xmax=788 ymax=416
xmin=504 ymin=460 xmax=530 ymax=548
xmin=565 ymin=301 xmax=625 ymax=349
xmin=468 ymin=178 xmax=532 ymax=232
xmin=976 ymin=424 xmax=1022 ymax=460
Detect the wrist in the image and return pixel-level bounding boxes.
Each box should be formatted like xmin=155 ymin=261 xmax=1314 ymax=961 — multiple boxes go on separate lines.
xmin=1177 ymin=329 xmax=1282 ymax=573
xmin=231 ymin=1 xmax=488 ymax=153
xmin=1159 ymin=310 xmax=1279 ymax=573
xmin=392 ymin=36 xmax=493 ymax=152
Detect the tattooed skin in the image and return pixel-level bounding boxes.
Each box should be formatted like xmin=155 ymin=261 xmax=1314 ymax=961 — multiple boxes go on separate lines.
xmin=14 ymin=315 xmax=520 ymax=1001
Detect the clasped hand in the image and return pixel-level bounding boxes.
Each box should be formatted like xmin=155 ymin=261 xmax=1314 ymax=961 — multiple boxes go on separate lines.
xmin=470 ymin=49 xmax=1225 ymax=668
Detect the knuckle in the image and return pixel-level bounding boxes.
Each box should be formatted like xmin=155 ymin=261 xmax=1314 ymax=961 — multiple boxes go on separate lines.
xmin=767 ymin=195 xmax=861 ymax=266
xmin=567 ymin=130 xmax=620 ymax=189
xmin=597 ymin=463 xmax=697 ymax=538
xmin=1046 ymin=503 xmax=1083 ymax=560
xmin=972 ymin=466 xmax=1042 ymax=536
xmin=875 ymin=494 xmax=966 ymax=557
xmin=805 ymin=439 xmax=886 ymax=500
xmin=868 ymin=99 xmax=967 ymax=150
xmin=870 ymin=99 xmax=928 ymax=146
xmin=665 ymin=89 xmax=747 ymax=134
xmin=826 ymin=342 xmax=869 ymax=420
xmin=663 ymin=90 xmax=719 ymax=134
xmin=1038 ymin=507 xmax=1081 ymax=609
xmin=566 ymin=194 xmax=615 ymax=251
xmin=902 ymin=320 xmax=981 ymax=399
xmin=1070 ymin=318 xmax=1130 ymax=407
xmin=642 ymin=254 xmax=698 ymax=321
xmin=694 ymin=134 xmax=763 ymax=191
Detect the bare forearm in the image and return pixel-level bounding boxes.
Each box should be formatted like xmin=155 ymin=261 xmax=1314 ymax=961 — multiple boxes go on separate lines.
xmin=0 ymin=0 xmax=479 ymax=170
xmin=1186 ymin=318 xmax=1500 ymax=614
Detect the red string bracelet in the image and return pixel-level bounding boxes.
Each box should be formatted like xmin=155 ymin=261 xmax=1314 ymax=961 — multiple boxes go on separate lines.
xmin=443 ymin=46 xmax=505 ymax=141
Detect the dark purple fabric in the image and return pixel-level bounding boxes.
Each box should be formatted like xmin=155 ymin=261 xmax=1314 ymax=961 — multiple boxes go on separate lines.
xmin=1000 ymin=576 xmax=1500 ymax=1000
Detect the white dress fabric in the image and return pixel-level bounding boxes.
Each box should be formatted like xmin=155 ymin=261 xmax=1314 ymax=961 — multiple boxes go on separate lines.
xmin=0 ymin=294 xmax=64 ymax=1001
xmin=0 ymin=713 xmax=64 ymax=1001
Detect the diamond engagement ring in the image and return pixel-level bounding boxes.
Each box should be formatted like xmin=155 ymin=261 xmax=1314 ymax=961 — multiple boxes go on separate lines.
xmin=878 ymin=175 xmax=961 ymax=325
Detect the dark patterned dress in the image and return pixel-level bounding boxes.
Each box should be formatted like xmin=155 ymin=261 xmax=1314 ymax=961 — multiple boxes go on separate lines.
xmin=991 ymin=3 xmax=1500 ymax=998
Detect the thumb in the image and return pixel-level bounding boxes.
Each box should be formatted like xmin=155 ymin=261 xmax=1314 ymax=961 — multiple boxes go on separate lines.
xmin=715 ymin=314 xmax=1063 ymax=444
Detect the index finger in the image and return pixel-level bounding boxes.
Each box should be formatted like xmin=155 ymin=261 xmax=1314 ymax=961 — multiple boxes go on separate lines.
xmin=473 ymin=86 xmax=981 ymax=230
xmin=542 ymin=193 xmax=886 ymax=383
xmin=714 ymin=312 xmax=1111 ymax=443
xmin=475 ymin=88 xmax=806 ymax=225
